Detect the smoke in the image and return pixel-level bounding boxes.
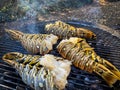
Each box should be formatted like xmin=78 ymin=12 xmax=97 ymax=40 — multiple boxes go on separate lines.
xmin=16 ymin=0 xmax=66 ymax=33
xmin=16 ymin=0 xmax=43 ymax=33
xmin=17 ymin=0 xmax=40 ymax=18
xmin=14 ymin=0 xmax=98 ymax=33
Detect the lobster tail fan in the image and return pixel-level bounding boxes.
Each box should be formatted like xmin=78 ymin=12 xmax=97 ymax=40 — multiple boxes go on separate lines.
xmin=76 ymin=28 xmax=96 ymax=39
xmin=94 ymin=63 xmax=120 ymax=87
xmin=102 ymin=59 xmax=120 ymax=79
xmin=5 ymin=29 xmax=24 ymax=40
xmin=2 ymin=52 xmax=23 ymax=66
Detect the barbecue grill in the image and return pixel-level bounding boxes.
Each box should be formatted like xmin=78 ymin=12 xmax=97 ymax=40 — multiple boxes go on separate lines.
xmin=0 ymin=21 xmax=120 ymax=90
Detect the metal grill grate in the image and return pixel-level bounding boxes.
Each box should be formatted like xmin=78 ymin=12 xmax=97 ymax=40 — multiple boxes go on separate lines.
xmin=0 ymin=21 xmax=120 ymax=90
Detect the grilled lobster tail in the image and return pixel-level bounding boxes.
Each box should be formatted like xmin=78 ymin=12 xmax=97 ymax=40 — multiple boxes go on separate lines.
xmin=5 ymin=29 xmax=58 ymax=55
xmin=57 ymin=37 xmax=120 ymax=87
xmin=2 ymin=52 xmax=71 ymax=90
xmin=45 ymin=21 xmax=96 ymax=39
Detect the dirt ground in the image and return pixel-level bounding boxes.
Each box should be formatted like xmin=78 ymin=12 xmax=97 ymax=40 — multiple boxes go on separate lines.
xmin=37 ymin=1 xmax=120 ymax=29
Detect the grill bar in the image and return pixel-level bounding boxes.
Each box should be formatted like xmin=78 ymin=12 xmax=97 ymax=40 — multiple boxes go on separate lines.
xmin=0 ymin=84 xmax=15 ymax=90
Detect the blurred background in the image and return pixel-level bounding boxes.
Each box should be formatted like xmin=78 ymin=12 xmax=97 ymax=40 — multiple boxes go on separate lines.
xmin=0 ymin=0 xmax=120 ymax=36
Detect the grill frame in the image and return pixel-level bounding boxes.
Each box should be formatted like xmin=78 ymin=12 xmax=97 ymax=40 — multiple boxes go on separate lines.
xmin=0 ymin=21 xmax=120 ymax=90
